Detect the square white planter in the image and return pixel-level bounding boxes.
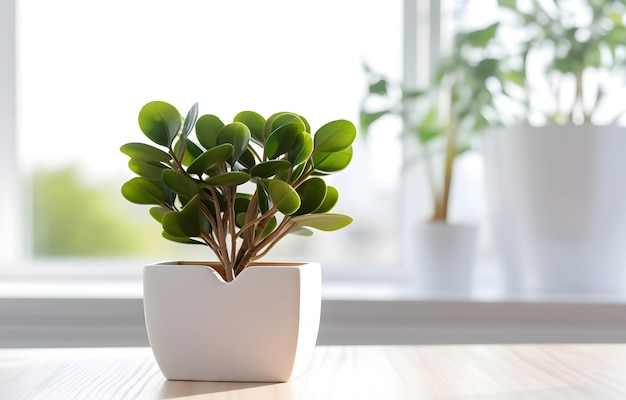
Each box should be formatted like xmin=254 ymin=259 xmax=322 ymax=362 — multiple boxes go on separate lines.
xmin=143 ymin=261 xmax=321 ymax=382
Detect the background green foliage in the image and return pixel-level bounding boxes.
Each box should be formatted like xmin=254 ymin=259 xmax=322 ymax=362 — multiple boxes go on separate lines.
xmin=32 ymin=167 xmax=159 ymax=256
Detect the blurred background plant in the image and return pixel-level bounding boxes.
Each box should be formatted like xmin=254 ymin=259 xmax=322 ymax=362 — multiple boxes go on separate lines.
xmin=360 ymin=21 xmax=506 ymax=223
xmin=496 ymin=0 xmax=626 ymax=125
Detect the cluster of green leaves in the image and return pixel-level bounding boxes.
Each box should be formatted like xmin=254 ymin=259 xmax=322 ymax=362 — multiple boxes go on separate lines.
xmin=498 ymin=0 xmax=626 ymax=123
xmin=360 ymin=22 xmax=503 ymax=222
xmin=121 ymin=101 xmax=355 ymax=281
xmin=361 ymin=22 xmax=503 ymax=146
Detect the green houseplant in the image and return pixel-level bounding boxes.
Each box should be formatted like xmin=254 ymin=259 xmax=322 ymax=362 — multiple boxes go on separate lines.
xmin=360 ymin=22 xmax=504 ymax=292
xmin=496 ymin=0 xmax=626 ymax=124
xmin=360 ymin=22 xmax=503 ymax=223
xmin=120 ymin=100 xmax=356 ymax=382
xmin=120 ymin=101 xmax=355 ymax=282
xmin=483 ymin=0 xmax=626 ymax=293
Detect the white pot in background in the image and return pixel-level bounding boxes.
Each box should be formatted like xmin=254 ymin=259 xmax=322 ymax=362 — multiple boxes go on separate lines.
xmin=413 ymin=222 xmax=479 ymax=294
xmin=483 ymin=124 xmax=626 ymax=294
xmin=143 ymin=261 xmax=321 ymax=382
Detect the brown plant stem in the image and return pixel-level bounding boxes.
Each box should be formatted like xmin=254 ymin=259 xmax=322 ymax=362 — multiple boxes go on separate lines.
xmin=437 ymin=125 xmax=456 ymax=223
xmin=253 ymin=217 xmax=295 ymax=255
xmin=225 ymin=186 xmax=238 ymax=268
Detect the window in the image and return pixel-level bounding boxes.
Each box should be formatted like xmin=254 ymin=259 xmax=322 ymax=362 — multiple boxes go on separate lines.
xmin=1 ymin=0 xmax=489 ymax=285
xmin=2 ymin=0 xmax=414 ymax=275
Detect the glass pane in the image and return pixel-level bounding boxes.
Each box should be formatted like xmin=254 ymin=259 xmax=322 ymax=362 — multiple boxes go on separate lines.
xmin=17 ymin=0 xmax=403 ymax=269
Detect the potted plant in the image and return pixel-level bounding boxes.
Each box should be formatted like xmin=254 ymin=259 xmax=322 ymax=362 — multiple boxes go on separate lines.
xmin=360 ymin=22 xmax=504 ymax=292
xmin=120 ymin=100 xmax=355 ymax=382
xmin=483 ymin=0 xmax=626 ymax=293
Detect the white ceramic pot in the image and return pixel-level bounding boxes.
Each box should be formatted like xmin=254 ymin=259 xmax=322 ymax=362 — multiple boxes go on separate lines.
xmin=413 ymin=222 xmax=478 ymax=294
xmin=483 ymin=124 xmax=626 ymax=293
xmin=143 ymin=261 xmax=321 ymax=382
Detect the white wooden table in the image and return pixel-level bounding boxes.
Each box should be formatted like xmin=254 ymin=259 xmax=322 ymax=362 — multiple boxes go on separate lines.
xmin=1 ymin=345 xmax=626 ymax=399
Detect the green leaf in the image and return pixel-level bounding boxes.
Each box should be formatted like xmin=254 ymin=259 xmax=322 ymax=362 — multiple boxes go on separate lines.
xmin=290 ymin=162 xmax=307 ymax=183
xmin=162 ymin=196 xmax=201 ymax=237
xmin=498 ymin=0 xmax=516 ymax=9
xmin=187 ymin=143 xmax=234 ymax=176
xmin=415 ymin=109 xmax=443 ymax=144
xmin=267 ymin=179 xmax=301 ymax=215
xmin=293 ymin=177 xmax=327 ymax=216
xmin=360 ymin=110 xmax=389 ymax=136
xmin=128 ymin=159 xmax=169 ymax=180
xmin=121 ymin=177 xmax=167 ymax=205
xmin=138 ymin=101 xmax=181 ymax=147
xmin=120 ymin=142 xmax=171 ymax=163
xmin=235 ymin=212 xmax=247 ymax=228
xmin=416 ymin=126 xmax=441 ymax=144
xmin=234 ymin=193 xmax=252 ymax=223
xmin=161 ymin=169 xmax=198 ymax=198
xmin=265 ymin=122 xmax=301 ymax=159
xmin=204 ymin=171 xmax=250 ymax=186
xmin=234 ymin=194 xmax=253 ymax=228
xmin=298 ymin=114 xmax=311 ymax=133
xmin=162 ymin=231 xmax=203 ymax=245
xmin=234 ymin=111 xmax=265 ymax=144
xmin=606 ymin=25 xmax=626 ymax=50
xmin=156 ymin=181 xmax=176 ymax=207
xmin=291 ymin=213 xmax=353 ymax=231
xmin=314 ymin=185 xmax=338 ymax=213
xmin=503 ymin=69 xmax=526 ymax=87
xmin=173 ymin=138 xmax=203 ymax=166
xmin=289 ymin=226 xmax=314 ymax=236
xmin=585 ymin=46 xmax=602 ymax=68
xmin=237 ymin=148 xmax=256 ymax=170
xmin=313 ymin=120 xmax=357 ymax=152
xmin=250 ymin=160 xmax=292 ymax=178
xmin=402 ymin=88 xmax=427 ymax=99
xmin=463 ymin=22 xmax=499 ymax=48
xmin=287 ymin=132 xmax=313 ymax=166
xmin=554 ymin=58 xmax=573 ymax=74
xmin=149 ymin=207 xmax=168 ymax=223
xmin=216 ymin=122 xmax=250 ymax=164
xmin=475 ymin=58 xmax=500 ymax=80
xmin=264 ymin=112 xmax=306 ymax=141
xmin=257 ymin=182 xmax=270 ymax=213
xmin=313 ymin=146 xmax=353 ymax=172
xmin=196 ymin=114 xmax=224 ymax=149
xmin=259 ymin=216 xmax=277 ymax=239
xmin=181 ymin=102 xmax=199 ymax=140
xmin=368 ymin=79 xmax=388 ymax=95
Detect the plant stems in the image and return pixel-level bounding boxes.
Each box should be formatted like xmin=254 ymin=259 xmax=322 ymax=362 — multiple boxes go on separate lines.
xmin=439 ymin=125 xmax=456 ymax=223
xmin=422 ymin=149 xmax=441 ymax=222
xmin=226 ymin=186 xmax=238 ymax=270
xmin=431 ymin=84 xmax=457 ymax=223
xmin=251 ymin=217 xmax=296 ymax=260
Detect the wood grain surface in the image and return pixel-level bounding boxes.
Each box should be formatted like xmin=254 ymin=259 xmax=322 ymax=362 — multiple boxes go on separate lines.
xmin=1 ymin=345 xmax=626 ymax=399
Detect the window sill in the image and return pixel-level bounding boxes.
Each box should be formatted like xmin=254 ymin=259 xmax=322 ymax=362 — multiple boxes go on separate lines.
xmin=4 ymin=271 xmax=626 ymax=300
xmin=2 ymin=279 xmax=626 ymax=348
xmin=2 ymin=260 xmax=626 ymax=348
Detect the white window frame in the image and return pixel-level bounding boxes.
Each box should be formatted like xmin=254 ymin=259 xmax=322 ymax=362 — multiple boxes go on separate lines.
xmin=0 ymin=0 xmax=22 ymax=267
